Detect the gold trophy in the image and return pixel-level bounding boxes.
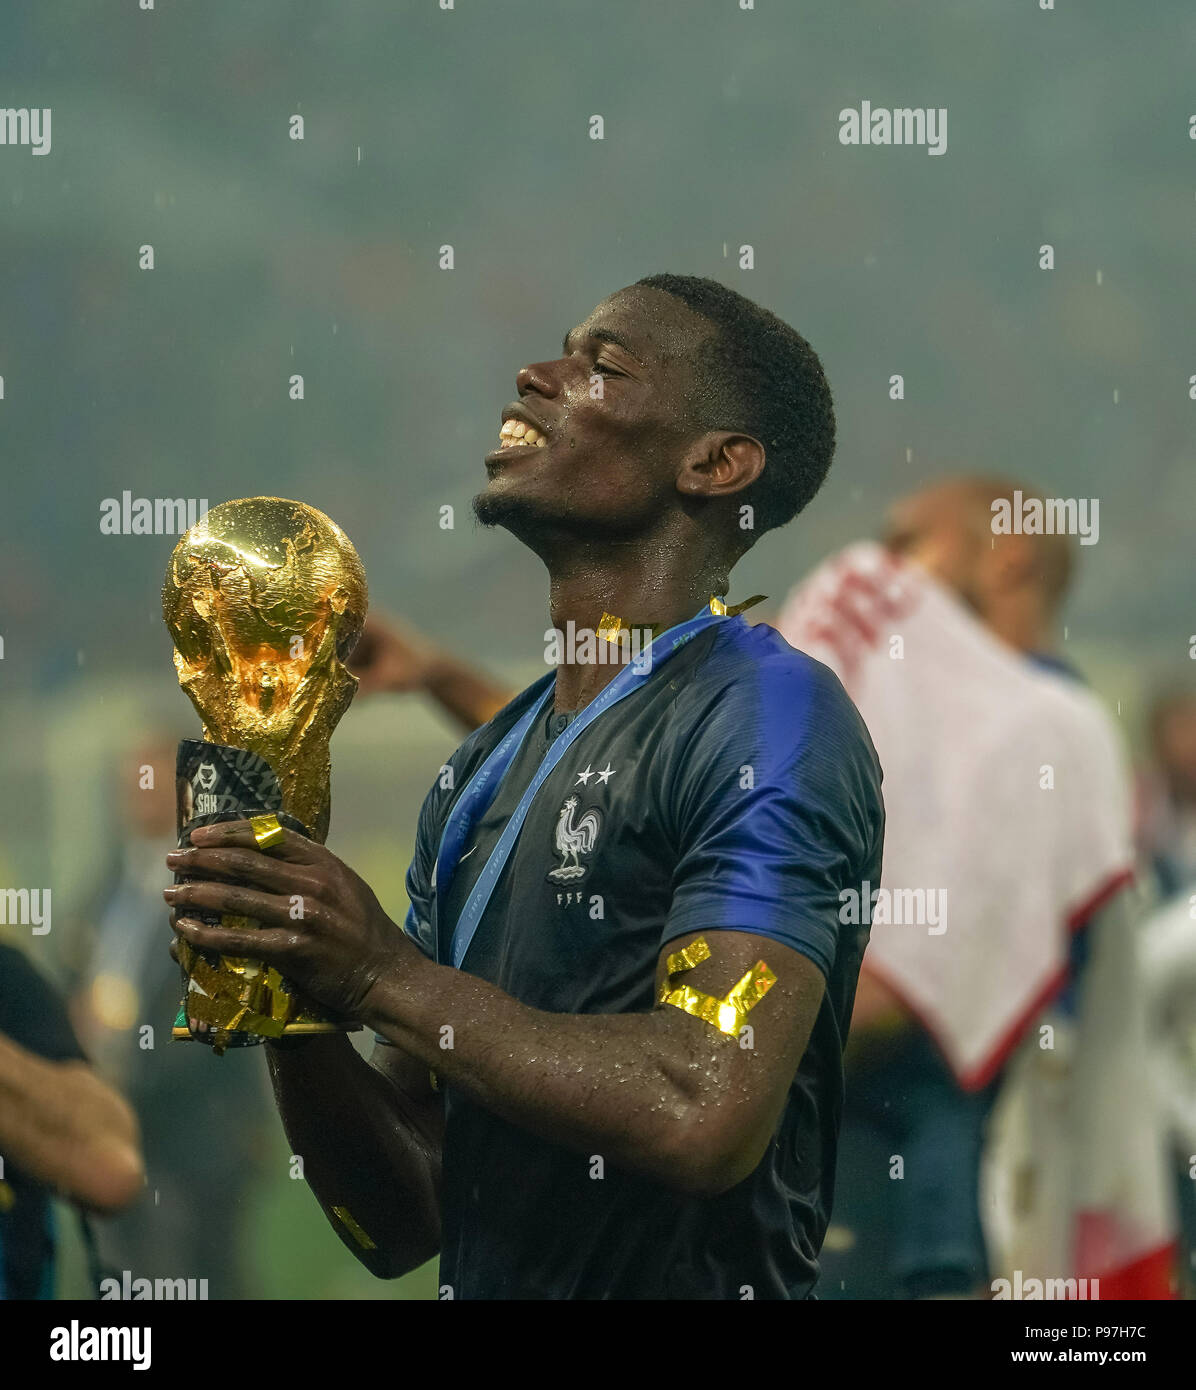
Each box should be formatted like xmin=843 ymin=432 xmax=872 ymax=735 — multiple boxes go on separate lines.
xmin=163 ymin=497 xmax=368 ymax=1052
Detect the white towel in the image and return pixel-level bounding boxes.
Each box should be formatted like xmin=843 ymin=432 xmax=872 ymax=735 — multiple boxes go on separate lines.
xmin=774 ymin=541 xmax=1133 ymax=1088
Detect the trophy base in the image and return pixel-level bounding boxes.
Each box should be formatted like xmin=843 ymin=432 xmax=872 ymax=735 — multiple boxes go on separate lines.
xmin=172 ymin=1020 xmax=360 ymax=1041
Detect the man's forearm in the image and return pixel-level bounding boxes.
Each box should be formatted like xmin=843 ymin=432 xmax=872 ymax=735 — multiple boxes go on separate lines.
xmin=422 ymin=654 xmax=512 ymax=731
xmin=167 ymin=823 xmax=817 ymax=1202
xmin=265 ymin=1033 xmax=441 ymax=1277
xmin=0 ymin=1034 xmax=143 ymax=1212
xmin=362 ymin=957 xmax=748 ymax=1195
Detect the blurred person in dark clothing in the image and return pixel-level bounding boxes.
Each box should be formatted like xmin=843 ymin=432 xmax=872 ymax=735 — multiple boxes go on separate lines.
xmin=0 ymin=943 xmax=143 ymax=1298
xmin=71 ymin=736 xmax=269 ymax=1299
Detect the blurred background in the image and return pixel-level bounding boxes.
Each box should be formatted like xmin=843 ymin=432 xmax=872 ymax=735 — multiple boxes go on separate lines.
xmin=0 ymin=0 xmax=1193 ymax=1299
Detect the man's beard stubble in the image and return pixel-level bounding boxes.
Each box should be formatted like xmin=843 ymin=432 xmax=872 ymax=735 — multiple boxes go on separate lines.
xmin=472 ymin=487 xmax=638 ymax=548
xmin=471 ymin=486 xmax=545 ymax=534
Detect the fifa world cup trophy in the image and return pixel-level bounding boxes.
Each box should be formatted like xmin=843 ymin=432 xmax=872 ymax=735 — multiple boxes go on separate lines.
xmin=162 ymin=497 xmax=368 ymax=1053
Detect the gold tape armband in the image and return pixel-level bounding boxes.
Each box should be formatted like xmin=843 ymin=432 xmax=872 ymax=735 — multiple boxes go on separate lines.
xmin=658 ymin=935 xmax=777 ymax=1037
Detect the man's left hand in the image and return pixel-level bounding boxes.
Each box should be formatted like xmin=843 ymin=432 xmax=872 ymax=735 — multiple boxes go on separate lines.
xmin=163 ymin=821 xmax=416 ymax=1021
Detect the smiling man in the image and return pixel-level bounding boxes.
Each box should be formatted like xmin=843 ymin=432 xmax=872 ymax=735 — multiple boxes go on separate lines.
xmin=164 ymin=273 xmax=884 ymax=1300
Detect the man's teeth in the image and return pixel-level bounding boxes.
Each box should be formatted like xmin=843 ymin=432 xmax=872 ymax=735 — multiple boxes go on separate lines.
xmin=498 ymin=419 xmax=547 ymax=449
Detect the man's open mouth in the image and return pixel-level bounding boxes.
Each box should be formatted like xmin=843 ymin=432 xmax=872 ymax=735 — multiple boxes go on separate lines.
xmin=494 ymin=417 xmax=548 ymax=451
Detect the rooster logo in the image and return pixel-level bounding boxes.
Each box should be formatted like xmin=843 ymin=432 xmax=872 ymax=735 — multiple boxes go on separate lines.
xmin=547 ymin=796 xmax=603 ymax=884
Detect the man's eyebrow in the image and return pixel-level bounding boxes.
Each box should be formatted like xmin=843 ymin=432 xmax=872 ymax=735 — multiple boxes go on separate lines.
xmin=562 ymin=326 xmax=645 ymax=364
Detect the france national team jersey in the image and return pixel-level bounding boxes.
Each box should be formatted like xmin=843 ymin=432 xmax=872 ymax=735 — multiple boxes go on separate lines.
xmin=400 ymin=614 xmax=884 ymax=1299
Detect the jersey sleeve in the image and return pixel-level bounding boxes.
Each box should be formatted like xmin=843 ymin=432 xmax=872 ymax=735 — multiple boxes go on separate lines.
xmin=661 ymin=651 xmax=884 ymax=980
xmin=402 ymin=775 xmax=444 ymax=961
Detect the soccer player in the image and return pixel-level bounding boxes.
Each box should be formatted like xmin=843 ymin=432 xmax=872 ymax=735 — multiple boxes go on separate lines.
xmin=162 ymin=274 xmax=885 ymax=1300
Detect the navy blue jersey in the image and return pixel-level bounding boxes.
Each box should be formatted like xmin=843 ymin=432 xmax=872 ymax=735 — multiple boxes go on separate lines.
xmin=400 ymin=616 xmax=884 ymax=1298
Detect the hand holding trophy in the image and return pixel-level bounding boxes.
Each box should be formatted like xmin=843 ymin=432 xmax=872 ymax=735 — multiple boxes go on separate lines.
xmin=163 ymin=497 xmax=367 ymax=1053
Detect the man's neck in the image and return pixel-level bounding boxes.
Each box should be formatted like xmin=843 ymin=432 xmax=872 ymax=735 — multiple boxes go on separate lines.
xmin=983 ymin=597 xmax=1053 ymax=657
xmin=546 ymin=547 xmax=728 ymax=712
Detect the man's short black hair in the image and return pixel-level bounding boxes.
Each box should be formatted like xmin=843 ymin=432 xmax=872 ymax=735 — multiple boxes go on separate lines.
xmin=635 ymin=273 xmax=836 ymax=540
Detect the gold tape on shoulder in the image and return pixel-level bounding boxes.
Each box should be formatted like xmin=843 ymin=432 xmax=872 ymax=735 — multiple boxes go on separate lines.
xmin=658 ymin=934 xmax=777 ymax=1038
xmin=331 ymin=1205 xmax=377 ymax=1251
xmin=725 ymin=961 xmax=777 ymax=1013
xmin=663 ymin=936 xmax=710 ymax=979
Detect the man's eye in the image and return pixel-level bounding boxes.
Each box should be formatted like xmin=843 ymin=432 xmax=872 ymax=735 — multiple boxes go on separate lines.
xmin=593 ymin=361 xmax=622 ymax=377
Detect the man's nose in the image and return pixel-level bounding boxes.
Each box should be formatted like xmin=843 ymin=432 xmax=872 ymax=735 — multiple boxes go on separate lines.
xmin=515 ymin=359 xmax=562 ymax=397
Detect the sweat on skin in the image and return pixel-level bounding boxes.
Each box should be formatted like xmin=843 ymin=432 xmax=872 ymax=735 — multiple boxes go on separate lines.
xmin=162 ymin=280 xmax=874 ymax=1298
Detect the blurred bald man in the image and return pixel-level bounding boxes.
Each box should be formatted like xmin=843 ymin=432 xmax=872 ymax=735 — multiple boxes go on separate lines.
xmin=853 ymin=476 xmax=1080 ymax=1042
xmin=884 ymin=475 xmax=1073 ymax=664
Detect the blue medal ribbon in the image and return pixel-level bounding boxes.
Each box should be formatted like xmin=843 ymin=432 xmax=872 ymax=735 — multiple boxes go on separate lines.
xmin=434 ymin=603 xmax=729 ymax=968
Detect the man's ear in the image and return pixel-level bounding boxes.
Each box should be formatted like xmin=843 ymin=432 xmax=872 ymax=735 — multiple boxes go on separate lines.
xmin=676 ymin=432 xmax=765 ymax=500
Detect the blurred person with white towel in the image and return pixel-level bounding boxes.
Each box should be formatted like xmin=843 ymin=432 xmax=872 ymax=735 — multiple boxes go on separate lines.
xmin=774 ymin=477 xmax=1176 ymax=1298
